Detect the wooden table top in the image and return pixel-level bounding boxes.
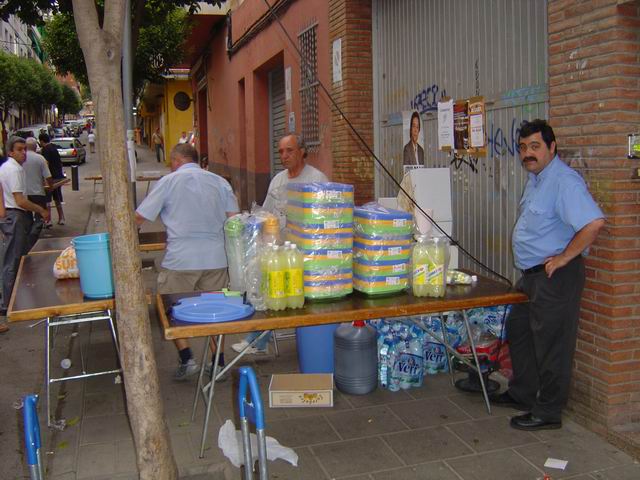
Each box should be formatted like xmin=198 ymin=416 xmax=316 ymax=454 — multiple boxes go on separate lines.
xmin=31 ymin=231 xmax=167 ymax=254
xmin=156 ymin=275 xmax=528 ymax=340
xmin=84 ymin=174 xmax=164 ymax=182
xmin=8 ymin=252 xmax=114 ymax=322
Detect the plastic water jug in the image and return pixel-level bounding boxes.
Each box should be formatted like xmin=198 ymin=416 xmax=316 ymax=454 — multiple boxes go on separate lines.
xmin=334 ymin=321 xmax=378 ymax=395
xmin=224 ymin=216 xmax=245 ymax=291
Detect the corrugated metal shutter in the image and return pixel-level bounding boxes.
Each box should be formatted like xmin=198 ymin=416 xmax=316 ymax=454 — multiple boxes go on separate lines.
xmin=372 ymin=0 xmax=548 ymax=282
xmin=269 ymin=67 xmax=286 ymax=175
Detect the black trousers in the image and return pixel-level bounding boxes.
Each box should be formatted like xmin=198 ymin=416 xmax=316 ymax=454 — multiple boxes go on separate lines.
xmin=0 ymin=210 xmax=33 ymax=309
xmin=27 ymin=195 xmax=47 ymax=252
xmin=506 ymin=256 xmax=585 ymax=422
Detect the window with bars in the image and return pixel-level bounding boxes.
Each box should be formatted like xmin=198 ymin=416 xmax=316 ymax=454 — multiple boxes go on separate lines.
xmin=298 ymin=24 xmax=319 ymax=148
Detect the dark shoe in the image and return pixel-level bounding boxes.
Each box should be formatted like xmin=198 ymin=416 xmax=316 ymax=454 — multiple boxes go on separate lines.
xmin=489 ymin=391 xmax=528 ymax=410
xmin=510 ymin=412 xmax=561 ymax=431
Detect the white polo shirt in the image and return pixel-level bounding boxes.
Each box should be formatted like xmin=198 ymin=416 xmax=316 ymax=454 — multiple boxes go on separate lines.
xmin=0 ymin=157 xmax=26 ymax=210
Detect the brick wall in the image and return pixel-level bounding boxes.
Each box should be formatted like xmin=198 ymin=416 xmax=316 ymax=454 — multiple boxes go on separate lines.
xmin=548 ymin=0 xmax=640 ymax=454
xmin=328 ymin=0 xmax=374 ymax=205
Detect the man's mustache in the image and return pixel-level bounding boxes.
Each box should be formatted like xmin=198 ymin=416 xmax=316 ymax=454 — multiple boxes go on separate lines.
xmin=522 ymin=156 xmax=537 ymax=163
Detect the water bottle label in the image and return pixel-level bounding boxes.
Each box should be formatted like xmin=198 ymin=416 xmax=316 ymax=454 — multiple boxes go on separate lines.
xmin=286 ymin=269 xmax=303 ymax=296
xmin=268 ymin=271 xmax=286 ymax=298
xmin=427 ymin=263 xmax=445 ymax=285
xmin=413 ymin=264 xmax=427 ymax=285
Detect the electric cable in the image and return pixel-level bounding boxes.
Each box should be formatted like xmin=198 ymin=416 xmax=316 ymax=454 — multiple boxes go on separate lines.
xmin=261 ymin=0 xmax=513 ymax=287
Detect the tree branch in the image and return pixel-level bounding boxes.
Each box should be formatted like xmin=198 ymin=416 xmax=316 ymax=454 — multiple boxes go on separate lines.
xmin=103 ymin=0 xmax=126 ymax=40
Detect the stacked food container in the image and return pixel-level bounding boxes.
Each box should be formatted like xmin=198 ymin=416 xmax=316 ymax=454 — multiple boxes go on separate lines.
xmin=286 ymin=182 xmax=354 ymax=300
xmin=353 ymin=203 xmax=413 ymax=295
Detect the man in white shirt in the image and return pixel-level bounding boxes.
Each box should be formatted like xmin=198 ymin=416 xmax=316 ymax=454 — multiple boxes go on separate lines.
xmin=136 ymin=143 xmax=239 ymax=380
xmin=87 ymin=131 xmax=96 ymax=153
xmin=0 ymin=137 xmax=50 ymax=313
xmin=23 ymin=137 xmax=53 ymax=250
xmin=178 ymin=131 xmax=188 ymax=144
xmin=233 ymin=134 xmax=328 ymax=354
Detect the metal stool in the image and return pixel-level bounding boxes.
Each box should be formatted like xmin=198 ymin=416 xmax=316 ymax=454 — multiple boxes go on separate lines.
xmin=238 ymin=366 xmax=268 ymax=480
xmin=23 ymin=394 xmax=44 ymax=480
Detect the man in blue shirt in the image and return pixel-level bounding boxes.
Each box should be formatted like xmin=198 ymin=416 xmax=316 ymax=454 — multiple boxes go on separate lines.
xmin=491 ymin=119 xmax=605 ymax=431
xmin=136 ymin=143 xmax=239 ymax=380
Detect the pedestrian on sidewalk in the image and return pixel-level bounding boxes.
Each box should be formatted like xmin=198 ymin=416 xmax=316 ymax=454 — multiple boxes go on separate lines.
xmin=0 ymin=137 xmax=50 ymax=318
xmin=178 ymin=131 xmax=188 ymax=144
xmin=152 ymin=128 xmax=164 ymax=163
xmin=38 ymin=133 xmax=66 ymax=226
xmin=87 ymin=131 xmax=96 ymax=153
xmin=23 ymin=138 xmax=53 ymax=250
xmin=135 ymin=143 xmax=239 ymax=380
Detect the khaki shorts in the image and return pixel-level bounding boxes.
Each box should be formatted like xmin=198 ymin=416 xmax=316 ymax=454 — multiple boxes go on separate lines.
xmin=157 ymin=267 xmax=229 ymax=295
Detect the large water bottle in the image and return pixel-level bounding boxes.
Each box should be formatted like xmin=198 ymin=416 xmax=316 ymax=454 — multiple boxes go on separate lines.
xmin=334 ymin=321 xmax=378 ymax=395
xmin=265 ymin=245 xmax=287 ymax=311
xmin=424 ymin=236 xmax=450 ymax=298
xmin=224 ymin=216 xmax=245 ymax=291
xmin=285 ymin=243 xmax=305 ymax=309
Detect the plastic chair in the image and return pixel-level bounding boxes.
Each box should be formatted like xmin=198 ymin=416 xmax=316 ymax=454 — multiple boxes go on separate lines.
xmin=238 ymin=366 xmax=268 ymax=480
xmin=23 ymin=394 xmax=44 ymax=480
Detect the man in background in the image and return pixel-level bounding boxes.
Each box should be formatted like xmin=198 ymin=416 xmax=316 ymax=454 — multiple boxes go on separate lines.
xmin=152 ymin=128 xmax=164 ymax=163
xmin=23 ymin=137 xmax=53 ymax=250
xmin=39 ymin=134 xmax=66 ymax=226
xmin=403 ymin=111 xmax=425 ymax=166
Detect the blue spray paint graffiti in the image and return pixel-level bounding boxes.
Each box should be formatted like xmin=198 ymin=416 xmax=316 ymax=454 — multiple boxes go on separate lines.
xmin=487 ymin=118 xmax=521 ymax=159
xmin=410 ymin=84 xmax=447 ymax=114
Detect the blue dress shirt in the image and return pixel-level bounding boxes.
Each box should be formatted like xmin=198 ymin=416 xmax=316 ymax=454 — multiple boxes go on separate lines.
xmin=512 ymin=155 xmax=604 ymax=270
xmin=136 ymin=163 xmax=239 ymax=270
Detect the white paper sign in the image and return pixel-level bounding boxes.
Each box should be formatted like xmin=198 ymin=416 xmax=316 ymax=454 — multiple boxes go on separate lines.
xmin=332 ymin=38 xmax=342 ymax=83
xmin=437 ymin=99 xmax=454 ymax=149
xmin=470 ymin=113 xmax=484 ymax=148
xmin=285 ymin=67 xmax=292 ymax=101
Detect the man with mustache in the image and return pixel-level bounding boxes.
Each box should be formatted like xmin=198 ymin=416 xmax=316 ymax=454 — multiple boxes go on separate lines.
xmin=491 ymin=119 xmax=605 ymax=431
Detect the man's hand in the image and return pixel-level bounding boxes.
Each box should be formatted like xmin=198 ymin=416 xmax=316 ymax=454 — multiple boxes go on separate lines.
xmin=41 ymin=209 xmax=50 ymax=223
xmin=543 ymin=253 xmax=571 ymax=278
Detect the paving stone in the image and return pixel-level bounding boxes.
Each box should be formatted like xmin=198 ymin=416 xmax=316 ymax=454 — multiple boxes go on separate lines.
xmin=406 ymin=373 xmax=457 ymax=399
xmin=81 ymin=415 xmax=116 ymax=444
xmin=589 ymin=464 xmax=640 ymax=479
xmin=447 ymin=416 xmax=539 ymax=452
xmin=83 ymin=390 xmax=125 ymax=417
xmin=266 ymin=447 xmax=327 ymax=480
xmin=77 ymin=443 xmax=116 ymax=479
xmin=370 ymin=461 xmax=460 ymax=480
xmin=447 ymin=449 xmax=543 ymax=479
xmin=515 ymin=434 xmax=634 ymax=478
xmin=115 ymin=438 xmax=137 ymax=474
xmin=447 ymin=392 xmax=517 ymax=419
xmin=312 ymin=437 xmax=402 ymax=478
xmin=266 ymin=415 xmax=340 ymax=447
xmin=383 ymin=426 xmax=473 ymax=464
xmin=325 ymin=405 xmax=408 ymax=439
xmin=388 ymin=396 xmax=471 ymax=429
xmin=342 ymin=386 xmax=413 ymax=408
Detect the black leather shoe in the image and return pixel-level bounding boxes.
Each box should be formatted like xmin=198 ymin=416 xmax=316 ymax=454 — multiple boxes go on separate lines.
xmin=510 ymin=412 xmax=562 ymax=431
xmin=489 ymin=391 xmax=528 ymax=410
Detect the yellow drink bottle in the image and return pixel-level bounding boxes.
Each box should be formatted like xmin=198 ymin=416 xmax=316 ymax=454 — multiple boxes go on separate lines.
xmin=266 ymin=245 xmax=287 ymax=311
xmin=286 ymin=243 xmax=305 ymax=309
xmin=412 ymin=235 xmax=429 ymax=297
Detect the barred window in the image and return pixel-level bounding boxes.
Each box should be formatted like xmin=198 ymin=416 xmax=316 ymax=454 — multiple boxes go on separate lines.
xmin=298 ymin=24 xmax=319 ymax=148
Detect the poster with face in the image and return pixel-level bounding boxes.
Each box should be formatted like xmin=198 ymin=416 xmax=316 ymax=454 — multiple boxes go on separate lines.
xmin=402 ymin=110 xmax=425 ymax=167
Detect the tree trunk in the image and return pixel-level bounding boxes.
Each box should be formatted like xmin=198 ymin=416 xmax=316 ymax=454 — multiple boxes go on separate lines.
xmin=71 ymin=1 xmax=178 ymax=478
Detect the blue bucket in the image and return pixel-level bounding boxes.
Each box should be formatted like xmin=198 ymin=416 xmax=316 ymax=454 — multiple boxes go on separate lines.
xmin=296 ymin=323 xmax=339 ymax=374
xmin=72 ymin=233 xmax=114 ymax=299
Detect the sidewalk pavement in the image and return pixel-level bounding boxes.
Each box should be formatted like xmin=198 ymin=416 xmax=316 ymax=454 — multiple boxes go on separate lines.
xmin=2 ymin=143 xmax=639 ymax=479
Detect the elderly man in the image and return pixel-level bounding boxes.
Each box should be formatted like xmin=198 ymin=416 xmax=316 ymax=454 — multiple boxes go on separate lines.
xmin=39 ymin=133 xmax=66 ymax=226
xmin=23 ymin=137 xmax=53 ymax=250
xmin=136 ymin=143 xmax=239 ymax=380
xmin=232 ymin=133 xmax=328 ymax=355
xmin=403 ymin=111 xmax=425 ymax=166
xmin=0 ymin=137 xmax=50 ymax=317
xmin=491 ymin=120 xmax=605 ymax=431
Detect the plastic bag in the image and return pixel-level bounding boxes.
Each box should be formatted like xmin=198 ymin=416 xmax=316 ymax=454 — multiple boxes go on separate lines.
xmin=53 ymin=246 xmax=79 ymax=279
xmin=217 ymin=419 xmax=298 ymax=468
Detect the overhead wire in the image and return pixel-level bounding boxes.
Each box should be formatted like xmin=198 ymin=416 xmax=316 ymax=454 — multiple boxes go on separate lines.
xmin=260 ymin=0 xmax=513 ymax=286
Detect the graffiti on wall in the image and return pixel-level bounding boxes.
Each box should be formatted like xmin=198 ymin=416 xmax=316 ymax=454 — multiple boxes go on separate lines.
xmin=410 ymin=84 xmax=448 ymax=114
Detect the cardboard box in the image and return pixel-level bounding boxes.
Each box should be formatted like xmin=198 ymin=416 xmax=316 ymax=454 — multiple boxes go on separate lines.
xmin=269 ymin=374 xmax=334 ymax=408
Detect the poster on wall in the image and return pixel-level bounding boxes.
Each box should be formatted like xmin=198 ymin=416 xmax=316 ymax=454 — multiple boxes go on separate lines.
xmin=402 ymin=110 xmax=425 ymax=167
xmin=437 ymin=98 xmax=454 ymax=150
xmin=285 ymin=67 xmax=292 ymax=102
xmin=332 ymin=38 xmax=342 ymax=83
xmin=453 ymin=101 xmax=469 ymax=151
xmin=468 ymin=96 xmax=486 ymax=150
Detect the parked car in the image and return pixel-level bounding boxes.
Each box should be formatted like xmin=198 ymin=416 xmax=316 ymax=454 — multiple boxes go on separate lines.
xmin=52 ymin=137 xmax=86 ymax=165
xmin=14 ymin=123 xmax=55 ymax=140
xmin=53 ymin=127 xmax=65 ymax=138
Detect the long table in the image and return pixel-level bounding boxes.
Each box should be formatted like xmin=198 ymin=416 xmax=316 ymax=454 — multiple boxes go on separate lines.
xmin=30 ymin=231 xmax=167 ymax=254
xmin=156 ymin=277 xmax=528 ymax=457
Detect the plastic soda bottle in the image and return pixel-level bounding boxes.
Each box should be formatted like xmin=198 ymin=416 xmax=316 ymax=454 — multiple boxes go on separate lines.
xmin=263 ymin=214 xmax=280 ymax=245
xmin=265 ymin=245 xmax=287 ymax=311
xmin=412 ymin=235 xmax=430 ymax=297
xmin=285 ymin=243 xmax=305 ymax=309
xmin=224 ymin=216 xmax=245 ymax=291
xmin=424 ymin=236 xmax=449 ymax=297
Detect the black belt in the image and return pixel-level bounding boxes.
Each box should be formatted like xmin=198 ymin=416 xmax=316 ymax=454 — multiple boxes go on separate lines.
xmin=522 ymin=264 xmax=545 ymax=275
xmin=5 ymin=208 xmax=27 ymax=212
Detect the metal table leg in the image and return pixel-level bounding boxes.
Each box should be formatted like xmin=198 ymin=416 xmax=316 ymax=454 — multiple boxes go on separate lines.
xmin=461 ymin=309 xmax=492 ymax=414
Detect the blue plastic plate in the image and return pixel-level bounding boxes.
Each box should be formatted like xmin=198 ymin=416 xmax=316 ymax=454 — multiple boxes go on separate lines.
xmin=171 ymin=293 xmax=255 ymax=324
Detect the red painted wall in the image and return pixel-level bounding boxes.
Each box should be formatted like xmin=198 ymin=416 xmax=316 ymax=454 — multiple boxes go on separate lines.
xmin=201 ymin=0 xmax=332 ymax=208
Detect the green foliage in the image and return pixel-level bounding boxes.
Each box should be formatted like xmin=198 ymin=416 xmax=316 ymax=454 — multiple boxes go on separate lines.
xmin=42 ymin=12 xmax=88 ymax=86
xmin=58 ymin=84 xmax=82 ymax=117
xmin=0 ymin=51 xmax=21 ymax=120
